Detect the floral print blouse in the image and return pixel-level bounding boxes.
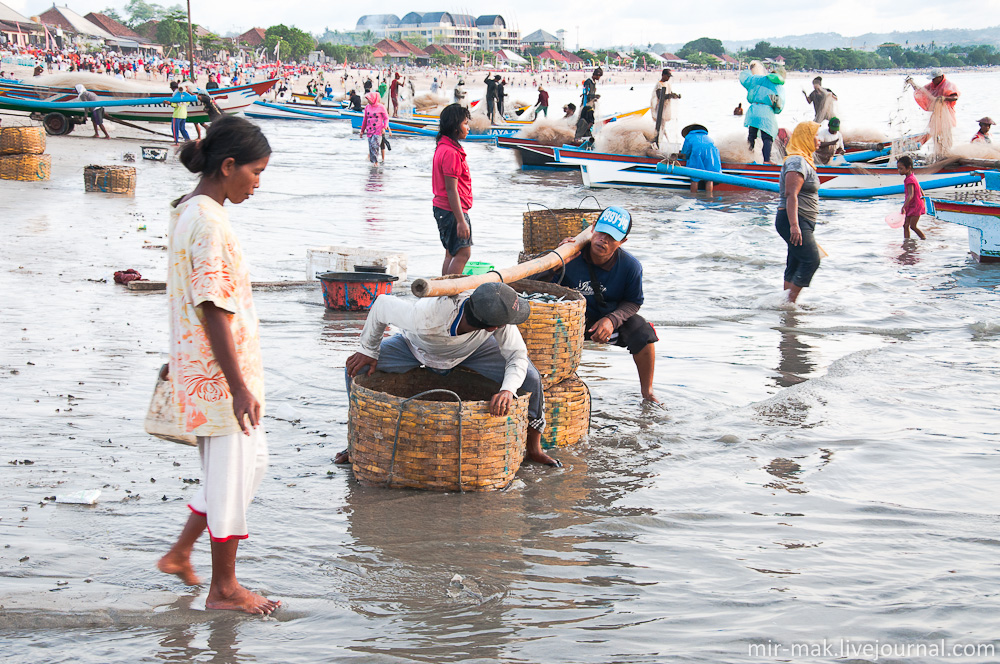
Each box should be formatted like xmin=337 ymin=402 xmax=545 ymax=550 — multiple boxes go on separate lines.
xmin=167 ymin=195 xmax=265 ymax=435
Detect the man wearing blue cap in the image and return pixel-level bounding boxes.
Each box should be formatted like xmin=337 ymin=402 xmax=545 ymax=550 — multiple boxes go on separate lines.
xmin=554 ymin=207 xmax=659 ymax=404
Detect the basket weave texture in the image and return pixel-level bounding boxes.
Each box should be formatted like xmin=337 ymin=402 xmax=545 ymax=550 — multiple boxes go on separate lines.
xmin=541 ymin=375 xmax=591 ymax=449
xmin=511 ymin=279 xmax=586 ymax=389
xmin=522 ymin=207 xmax=600 ymax=254
xmin=0 ymin=126 xmax=46 ymax=155
xmin=349 ymin=369 xmax=528 ymax=491
xmin=84 ymin=165 xmax=136 ymax=194
xmin=0 ymin=153 xmax=51 ymax=181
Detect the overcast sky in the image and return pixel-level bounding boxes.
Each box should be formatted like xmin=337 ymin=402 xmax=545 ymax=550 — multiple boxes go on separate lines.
xmin=11 ymin=0 xmax=983 ymax=48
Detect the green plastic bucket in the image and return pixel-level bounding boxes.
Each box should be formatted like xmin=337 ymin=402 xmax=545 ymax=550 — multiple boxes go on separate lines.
xmin=462 ymin=261 xmax=494 ymax=276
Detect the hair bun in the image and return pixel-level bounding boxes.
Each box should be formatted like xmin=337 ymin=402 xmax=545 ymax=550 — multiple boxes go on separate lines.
xmin=179 ymin=139 xmax=206 ymax=174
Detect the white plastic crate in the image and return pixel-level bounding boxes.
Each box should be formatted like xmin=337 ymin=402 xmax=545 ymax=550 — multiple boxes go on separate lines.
xmin=306 ymin=246 xmax=408 ymax=281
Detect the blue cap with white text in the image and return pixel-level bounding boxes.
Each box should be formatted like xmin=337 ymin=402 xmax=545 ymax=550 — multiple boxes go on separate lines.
xmin=593 ymin=206 xmax=632 ymax=241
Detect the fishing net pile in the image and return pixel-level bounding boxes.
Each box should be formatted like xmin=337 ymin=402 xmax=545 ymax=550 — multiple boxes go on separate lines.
xmin=715 ymin=133 xmax=759 ymax=164
xmin=912 ymin=79 xmax=959 ymax=159
xmin=414 ymin=92 xmax=449 ymax=111
xmin=841 ymin=127 xmax=888 ymax=144
xmin=31 ymin=73 xmax=164 ymax=93
xmin=949 ymin=142 xmax=1000 ymax=162
xmin=593 ymin=116 xmax=656 ymax=156
xmin=468 ymin=113 xmax=493 ymax=133
xmin=515 ymin=118 xmax=576 ymax=145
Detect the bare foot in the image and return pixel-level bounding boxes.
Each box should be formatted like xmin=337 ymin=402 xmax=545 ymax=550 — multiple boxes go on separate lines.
xmin=333 ymin=449 xmax=350 ymax=464
xmin=525 ymin=449 xmax=562 ymax=468
xmin=206 ymin=584 xmax=281 ymax=615
xmin=158 ymin=552 xmax=201 ymax=586
xmin=642 ymin=392 xmax=661 ymax=405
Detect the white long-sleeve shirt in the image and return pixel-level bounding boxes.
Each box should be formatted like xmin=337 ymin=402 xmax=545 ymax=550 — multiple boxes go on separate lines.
xmin=358 ymin=294 xmax=529 ymax=394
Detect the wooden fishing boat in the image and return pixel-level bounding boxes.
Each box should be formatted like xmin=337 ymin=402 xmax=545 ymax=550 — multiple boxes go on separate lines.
xmin=341 ymin=110 xmax=520 ymax=138
xmin=0 ymin=79 xmax=277 ymax=133
xmin=244 ymin=100 xmax=343 ymax=121
xmin=553 ymin=146 xmax=986 ymax=197
xmin=926 ymin=174 xmax=1000 ymax=262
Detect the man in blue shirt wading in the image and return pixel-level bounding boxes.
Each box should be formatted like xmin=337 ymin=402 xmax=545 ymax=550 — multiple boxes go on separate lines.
xmin=555 ymin=207 xmax=660 ymax=404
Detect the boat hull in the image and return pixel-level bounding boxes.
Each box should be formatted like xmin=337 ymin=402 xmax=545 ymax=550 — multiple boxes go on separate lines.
xmin=0 ymin=79 xmax=277 ymax=123
xmin=554 ymin=147 xmax=987 ymax=196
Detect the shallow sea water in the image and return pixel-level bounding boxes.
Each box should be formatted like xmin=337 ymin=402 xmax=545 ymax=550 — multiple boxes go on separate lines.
xmin=2 ymin=71 xmax=1000 ymax=663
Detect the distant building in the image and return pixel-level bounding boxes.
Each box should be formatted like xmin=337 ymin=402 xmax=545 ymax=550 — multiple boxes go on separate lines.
xmin=85 ymin=11 xmax=162 ymax=54
xmin=240 ymin=27 xmax=267 ymax=47
xmin=372 ymin=38 xmax=429 ymax=65
xmin=521 ymin=29 xmax=560 ymax=49
xmin=355 ymin=12 xmax=519 ymax=52
xmin=0 ymin=1 xmax=44 ymax=47
xmin=38 ymin=4 xmax=113 ymax=48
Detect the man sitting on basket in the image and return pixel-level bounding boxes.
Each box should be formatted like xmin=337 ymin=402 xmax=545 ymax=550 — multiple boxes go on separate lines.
xmin=339 ymin=282 xmax=561 ymax=468
xmin=549 ymin=207 xmax=660 ymax=405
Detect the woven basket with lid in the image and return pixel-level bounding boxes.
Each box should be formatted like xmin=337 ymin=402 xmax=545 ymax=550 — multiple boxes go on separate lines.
xmin=348 ymin=368 xmax=528 ymax=492
xmin=511 ymin=279 xmax=585 ymax=389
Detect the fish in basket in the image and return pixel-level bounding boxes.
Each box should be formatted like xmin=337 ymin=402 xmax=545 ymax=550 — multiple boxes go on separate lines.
xmin=348 ymin=368 xmax=529 ymax=492
xmin=510 ymin=280 xmax=586 ymax=388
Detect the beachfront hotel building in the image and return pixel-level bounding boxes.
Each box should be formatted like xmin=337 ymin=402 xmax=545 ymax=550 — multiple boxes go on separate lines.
xmin=355 ymin=12 xmax=519 ymax=52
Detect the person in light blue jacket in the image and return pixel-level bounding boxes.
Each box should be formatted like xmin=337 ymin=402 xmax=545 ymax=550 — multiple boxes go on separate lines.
xmin=739 ymin=60 xmax=785 ymax=163
xmin=678 ymin=124 xmax=721 ymax=195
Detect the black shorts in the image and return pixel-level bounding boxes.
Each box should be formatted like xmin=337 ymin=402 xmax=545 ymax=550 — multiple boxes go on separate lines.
xmin=433 ymin=206 xmax=473 ymax=256
xmin=586 ymin=313 xmax=658 ymax=355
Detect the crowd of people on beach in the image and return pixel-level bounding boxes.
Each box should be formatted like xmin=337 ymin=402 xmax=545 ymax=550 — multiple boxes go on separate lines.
xmin=16 ymin=45 xmax=982 ymax=617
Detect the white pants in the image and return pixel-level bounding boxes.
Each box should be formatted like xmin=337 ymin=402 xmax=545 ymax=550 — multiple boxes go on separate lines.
xmin=188 ymin=428 xmax=268 ymax=542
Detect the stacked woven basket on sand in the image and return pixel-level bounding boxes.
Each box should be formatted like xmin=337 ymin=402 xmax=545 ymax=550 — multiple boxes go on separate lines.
xmin=0 ymin=126 xmax=51 ymax=182
xmin=517 ymin=203 xmax=602 ymax=450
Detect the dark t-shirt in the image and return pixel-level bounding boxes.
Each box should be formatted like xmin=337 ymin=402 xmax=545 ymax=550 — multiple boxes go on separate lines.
xmin=558 ymin=248 xmax=644 ymax=321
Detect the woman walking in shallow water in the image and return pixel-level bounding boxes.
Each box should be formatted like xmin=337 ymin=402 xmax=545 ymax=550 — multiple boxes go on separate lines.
xmin=775 ymin=121 xmax=822 ymax=303
xmin=157 ymin=116 xmax=280 ymax=615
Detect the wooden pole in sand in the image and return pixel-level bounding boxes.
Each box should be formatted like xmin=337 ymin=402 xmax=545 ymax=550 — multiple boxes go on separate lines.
xmin=186 ymin=0 xmax=196 ymax=83
xmin=411 ymin=226 xmax=594 ymax=298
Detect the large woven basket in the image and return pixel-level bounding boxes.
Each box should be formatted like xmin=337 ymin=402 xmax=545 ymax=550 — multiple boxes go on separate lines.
xmin=84 ymin=165 xmax=136 ymax=194
xmin=541 ymin=375 xmax=591 ymax=449
xmin=511 ymin=279 xmax=586 ymax=388
xmin=522 ymin=206 xmax=600 ymax=255
xmin=0 ymin=126 xmax=46 ymax=155
xmin=349 ymin=369 xmax=529 ymax=492
xmin=0 ymin=153 xmax=51 ymax=181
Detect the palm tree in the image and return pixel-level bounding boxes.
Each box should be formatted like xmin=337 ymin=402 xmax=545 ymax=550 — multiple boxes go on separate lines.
xmin=361 ymin=29 xmax=376 ymax=45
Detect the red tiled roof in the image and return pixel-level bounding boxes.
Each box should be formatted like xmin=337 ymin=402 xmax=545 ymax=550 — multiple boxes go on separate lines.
xmin=37 ymin=7 xmax=73 ymax=32
xmin=84 ymin=12 xmax=140 ymax=39
xmin=561 ymin=50 xmax=583 ymax=64
xmin=240 ymin=27 xmax=266 ymax=46
xmin=538 ymin=48 xmax=567 ymax=62
xmin=661 ymin=52 xmax=684 ymax=61
xmin=425 ymin=43 xmax=462 ymax=57
xmin=134 ymin=20 xmax=159 ymax=41
xmin=373 ymin=38 xmax=426 ymax=58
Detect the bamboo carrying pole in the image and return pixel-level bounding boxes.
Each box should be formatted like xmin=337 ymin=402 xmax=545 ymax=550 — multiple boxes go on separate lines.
xmin=411 ymin=226 xmax=594 ymax=298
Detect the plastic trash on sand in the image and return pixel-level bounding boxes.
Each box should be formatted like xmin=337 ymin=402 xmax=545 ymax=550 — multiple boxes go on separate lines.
xmin=55 ymin=489 xmax=101 ymax=505
xmin=885 ymin=212 xmax=905 ymax=229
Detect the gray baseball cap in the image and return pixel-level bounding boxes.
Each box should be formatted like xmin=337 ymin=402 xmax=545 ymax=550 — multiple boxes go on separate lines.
xmin=467 ymin=283 xmax=531 ymax=327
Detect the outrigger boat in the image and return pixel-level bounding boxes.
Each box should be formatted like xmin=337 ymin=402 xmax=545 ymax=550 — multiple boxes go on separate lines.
xmin=0 ymin=79 xmax=277 ymax=134
xmin=552 ymin=146 xmax=986 ymax=197
xmin=340 ymin=110 xmax=520 ymax=138
xmin=245 ymin=100 xmax=344 ymax=121
xmin=926 ymin=172 xmax=1000 ymax=263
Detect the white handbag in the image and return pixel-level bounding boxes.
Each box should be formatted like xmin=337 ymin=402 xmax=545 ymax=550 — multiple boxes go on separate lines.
xmin=144 ymin=364 xmax=197 ymax=446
